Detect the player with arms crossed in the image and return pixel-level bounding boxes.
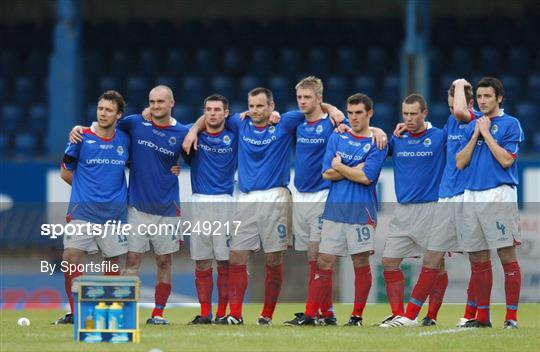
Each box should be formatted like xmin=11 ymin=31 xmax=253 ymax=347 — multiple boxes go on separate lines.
xmin=456 ymin=77 xmax=524 ymax=329
xmin=71 ymin=86 xmax=190 ymax=325
xmin=285 ymin=93 xmax=387 ymax=326
xmin=287 ymin=77 xmax=387 ymax=324
xmin=185 ymin=94 xmax=237 ymax=324
xmin=379 ymin=94 xmax=447 ymax=328
xmin=54 ymin=91 xmax=129 ymax=324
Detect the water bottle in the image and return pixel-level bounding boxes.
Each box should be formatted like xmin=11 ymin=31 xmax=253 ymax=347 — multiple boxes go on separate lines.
xmin=93 ymin=302 xmax=108 ymax=329
xmin=108 ymin=302 xmax=124 ymax=329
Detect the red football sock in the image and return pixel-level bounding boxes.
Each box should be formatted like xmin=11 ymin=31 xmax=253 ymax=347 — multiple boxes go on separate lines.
xmin=195 ymin=268 xmax=213 ymax=318
xmin=308 ymin=260 xmax=317 ymax=283
xmin=151 ymin=282 xmax=171 ymax=317
xmin=228 ymin=264 xmax=248 ymax=319
xmin=64 ymin=269 xmax=82 ymax=313
xmin=352 ymin=265 xmax=372 ymax=317
xmin=305 ymin=268 xmax=332 ymax=318
xmin=472 ymin=261 xmax=492 ymax=324
xmin=383 ymin=269 xmax=405 ymax=316
xmin=503 ymin=261 xmax=521 ymax=321
xmin=427 ymin=272 xmax=448 ymax=320
xmin=404 ymin=267 xmax=439 ymax=320
xmin=260 ymin=264 xmax=283 ymax=319
xmin=216 ymin=265 xmax=229 ymax=318
xmin=464 ymin=267 xmax=477 ymax=319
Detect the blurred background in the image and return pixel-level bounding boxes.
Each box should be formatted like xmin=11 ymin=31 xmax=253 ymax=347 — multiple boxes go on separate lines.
xmin=1 ymin=0 xmax=539 ymax=309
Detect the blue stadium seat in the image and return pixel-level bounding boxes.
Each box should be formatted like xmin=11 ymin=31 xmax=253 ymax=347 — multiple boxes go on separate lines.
xmin=324 ymin=75 xmax=347 ymax=105
xmin=136 ymin=51 xmax=160 ymax=80
xmin=1 ymin=105 xmax=22 ymax=134
xmin=239 ymin=75 xmax=264 ymax=98
xmin=14 ymin=76 xmax=37 ymax=106
xmin=307 ymin=48 xmax=330 ymax=77
xmin=527 ymin=73 xmax=540 ymax=101
xmin=251 ymin=48 xmax=274 ymax=77
xmin=0 ymin=78 xmax=6 ymax=105
xmin=14 ymin=133 xmax=38 ymax=154
xmin=382 ymin=75 xmax=400 ymax=105
xmin=210 ymin=75 xmax=235 ymax=101
xmin=174 ymin=104 xmax=197 ymax=125
xmin=268 ymin=75 xmax=291 ymax=110
xmin=279 ymin=48 xmax=302 ymax=76
xmin=110 ymin=49 xmax=134 ymax=77
xmin=352 ymin=76 xmax=376 ymax=98
xmin=450 ymin=48 xmax=474 ymax=75
xmin=166 ymin=48 xmax=189 ymax=76
xmin=25 ymin=51 xmax=48 ymax=78
xmin=0 ymin=133 xmax=8 ymax=154
xmin=86 ymin=104 xmax=97 ymax=125
xmin=125 ymin=75 xmax=149 ymax=107
xmin=28 ymin=105 xmax=47 ymax=134
xmin=223 ymin=48 xmax=245 ymax=76
xmin=428 ymin=102 xmax=450 ymax=129
xmin=372 ymin=103 xmax=397 ymax=133
xmin=0 ymin=50 xmax=21 ymax=78
xmin=479 ymin=48 xmax=502 ymax=75
xmin=154 ymin=75 xmax=177 ymax=92
xmin=229 ymin=101 xmax=246 ymax=115
xmin=84 ymin=50 xmax=105 ymax=78
xmin=181 ymin=75 xmax=205 ymax=105
xmin=123 ymin=105 xmax=138 ymax=117
xmin=334 ymin=48 xmax=357 ymax=76
xmin=192 ymin=49 xmax=217 ymax=76
xmin=366 ymin=48 xmax=389 ymax=75
xmin=98 ymin=75 xmax=122 ymax=94
xmin=499 ymin=74 xmax=521 ymax=107
xmin=507 ymin=48 xmax=531 ymax=75
xmin=515 ymin=102 xmax=538 ymax=137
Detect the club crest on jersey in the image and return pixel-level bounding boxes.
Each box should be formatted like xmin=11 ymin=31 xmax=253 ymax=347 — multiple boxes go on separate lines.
xmin=363 ymin=143 xmax=371 ymax=152
xmin=117 ymin=146 xmax=124 ymax=156
xmin=423 ymin=138 xmax=432 ymax=147
xmin=316 ymin=125 xmax=324 ymax=134
xmin=491 ymin=124 xmax=499 ymax=134
xmin=268 ymin=125 xmax=276 ymax=134
xmin=168 ymin=136 xmax=177 ymax=146
xmin=223 ymin=135 xmax=231 ymax=145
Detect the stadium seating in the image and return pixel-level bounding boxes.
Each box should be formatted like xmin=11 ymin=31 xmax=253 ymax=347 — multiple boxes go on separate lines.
xmin=1 ymin=105 xmax=22 ymax=134
xmin=14 ymin=133 xmax=38 ymax=154
xmin=28 ymin=104 xmax=48 ymax=134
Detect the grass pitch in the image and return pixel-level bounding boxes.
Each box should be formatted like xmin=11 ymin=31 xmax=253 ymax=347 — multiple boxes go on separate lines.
xmin=1 ymin=303 xmax=539 ymax=352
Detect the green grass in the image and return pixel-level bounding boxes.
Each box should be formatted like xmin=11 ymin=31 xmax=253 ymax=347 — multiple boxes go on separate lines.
xmin=1 ymin=304 xmax=539 ymax=352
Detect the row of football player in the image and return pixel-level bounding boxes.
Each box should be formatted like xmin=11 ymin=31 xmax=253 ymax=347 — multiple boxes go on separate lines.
xmin=53 ymin=75 xmax=522 ymax=329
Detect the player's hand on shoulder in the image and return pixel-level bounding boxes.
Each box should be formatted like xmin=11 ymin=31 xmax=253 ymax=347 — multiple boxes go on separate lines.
xmin=393 ymin=123 xmax=406 ymax=138
xmin=69 ymin=125 xmax=86 ymax=143
xmin=335 ymin=123 xmax=350 ymax=134
xmin=239 ymin=111 xmax=249 ymax=120
xmin=371 ymin=127 xmax=388 ymax=150
xmin=269 ymin=110 xmax=281 ymax=124
xmin=141 ymin=107 xmax=152 ymax=121
xmin=328 ymin=109 xmax=345 ymax=126
xmin=170 ymin=164 xmax=180 ymax=176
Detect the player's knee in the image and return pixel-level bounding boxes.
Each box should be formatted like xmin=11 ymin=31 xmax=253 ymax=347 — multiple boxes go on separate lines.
xmin=155 ymin=255 xmax=171 ymax=270
xmin=196 ymin=260 xmax=213 ymax=271
xmin=317 ymin=254 xmax=335 ymax=270
xmin=497 ymin=246 xmax=517 ymax=264
xmin=265 ymin=252 xmax=283 ymax=267
xmin=422 ymin=251 xmax=444 ymax=269
xmin=381 ymin=257 xmax=400 ymax=271
xmin=468 ymin=250 xmax=490 ymax=263
xmin=125 ymin=252 xmax=143 ymax=268
xmin=352 ymin=253 xmax=370 ymax=267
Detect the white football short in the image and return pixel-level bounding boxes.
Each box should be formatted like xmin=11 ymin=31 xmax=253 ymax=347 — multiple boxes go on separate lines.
xmin=231 ymin=187 xmax=291 ymax=253
xmin=292 ymin=189 xmax=328 ymax=251
xmin=127 ymin=206 xmax=181 ymax=255
xmin=189 ymin=193 xmax=234 ymax=261
xmin=461 ymin=185 xmax=521 ymax=252
xmin=429 ymin=194 xmax=463 ymax=252
xmin=319 ymin=220 xmax=375 ymax=257
xmin=63 ymin=220 xmax=128 ymax=258
xmin=383 ymin=202 xmax=437 ymax=258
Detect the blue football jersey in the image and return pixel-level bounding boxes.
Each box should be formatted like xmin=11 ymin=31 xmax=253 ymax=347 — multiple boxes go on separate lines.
xmin=389 ymin=126 xmax=447 ymax=203
xmin=225 ymin=110 xmax=305 ymax=193
xmin=461 ymin=112 xmax=524 ymax=191
xmin=117 ymin=115 xmax=190 ymax=216
xmin=64 ymin=128 xmax=129 ymax=224
xmin=439 ymin=110 xmax=482 ymax=198
xmin=294 ymin=115 xmax=333 ymax=192
xmin=189 ymin=128 xmax=237 ymax=195
xmin=322 ymin=131 xmax=387 ymax=225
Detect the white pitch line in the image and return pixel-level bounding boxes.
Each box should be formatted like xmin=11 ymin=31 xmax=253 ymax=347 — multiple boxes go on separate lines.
xmin=416 ymin=328 xmax=471 ymax=336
